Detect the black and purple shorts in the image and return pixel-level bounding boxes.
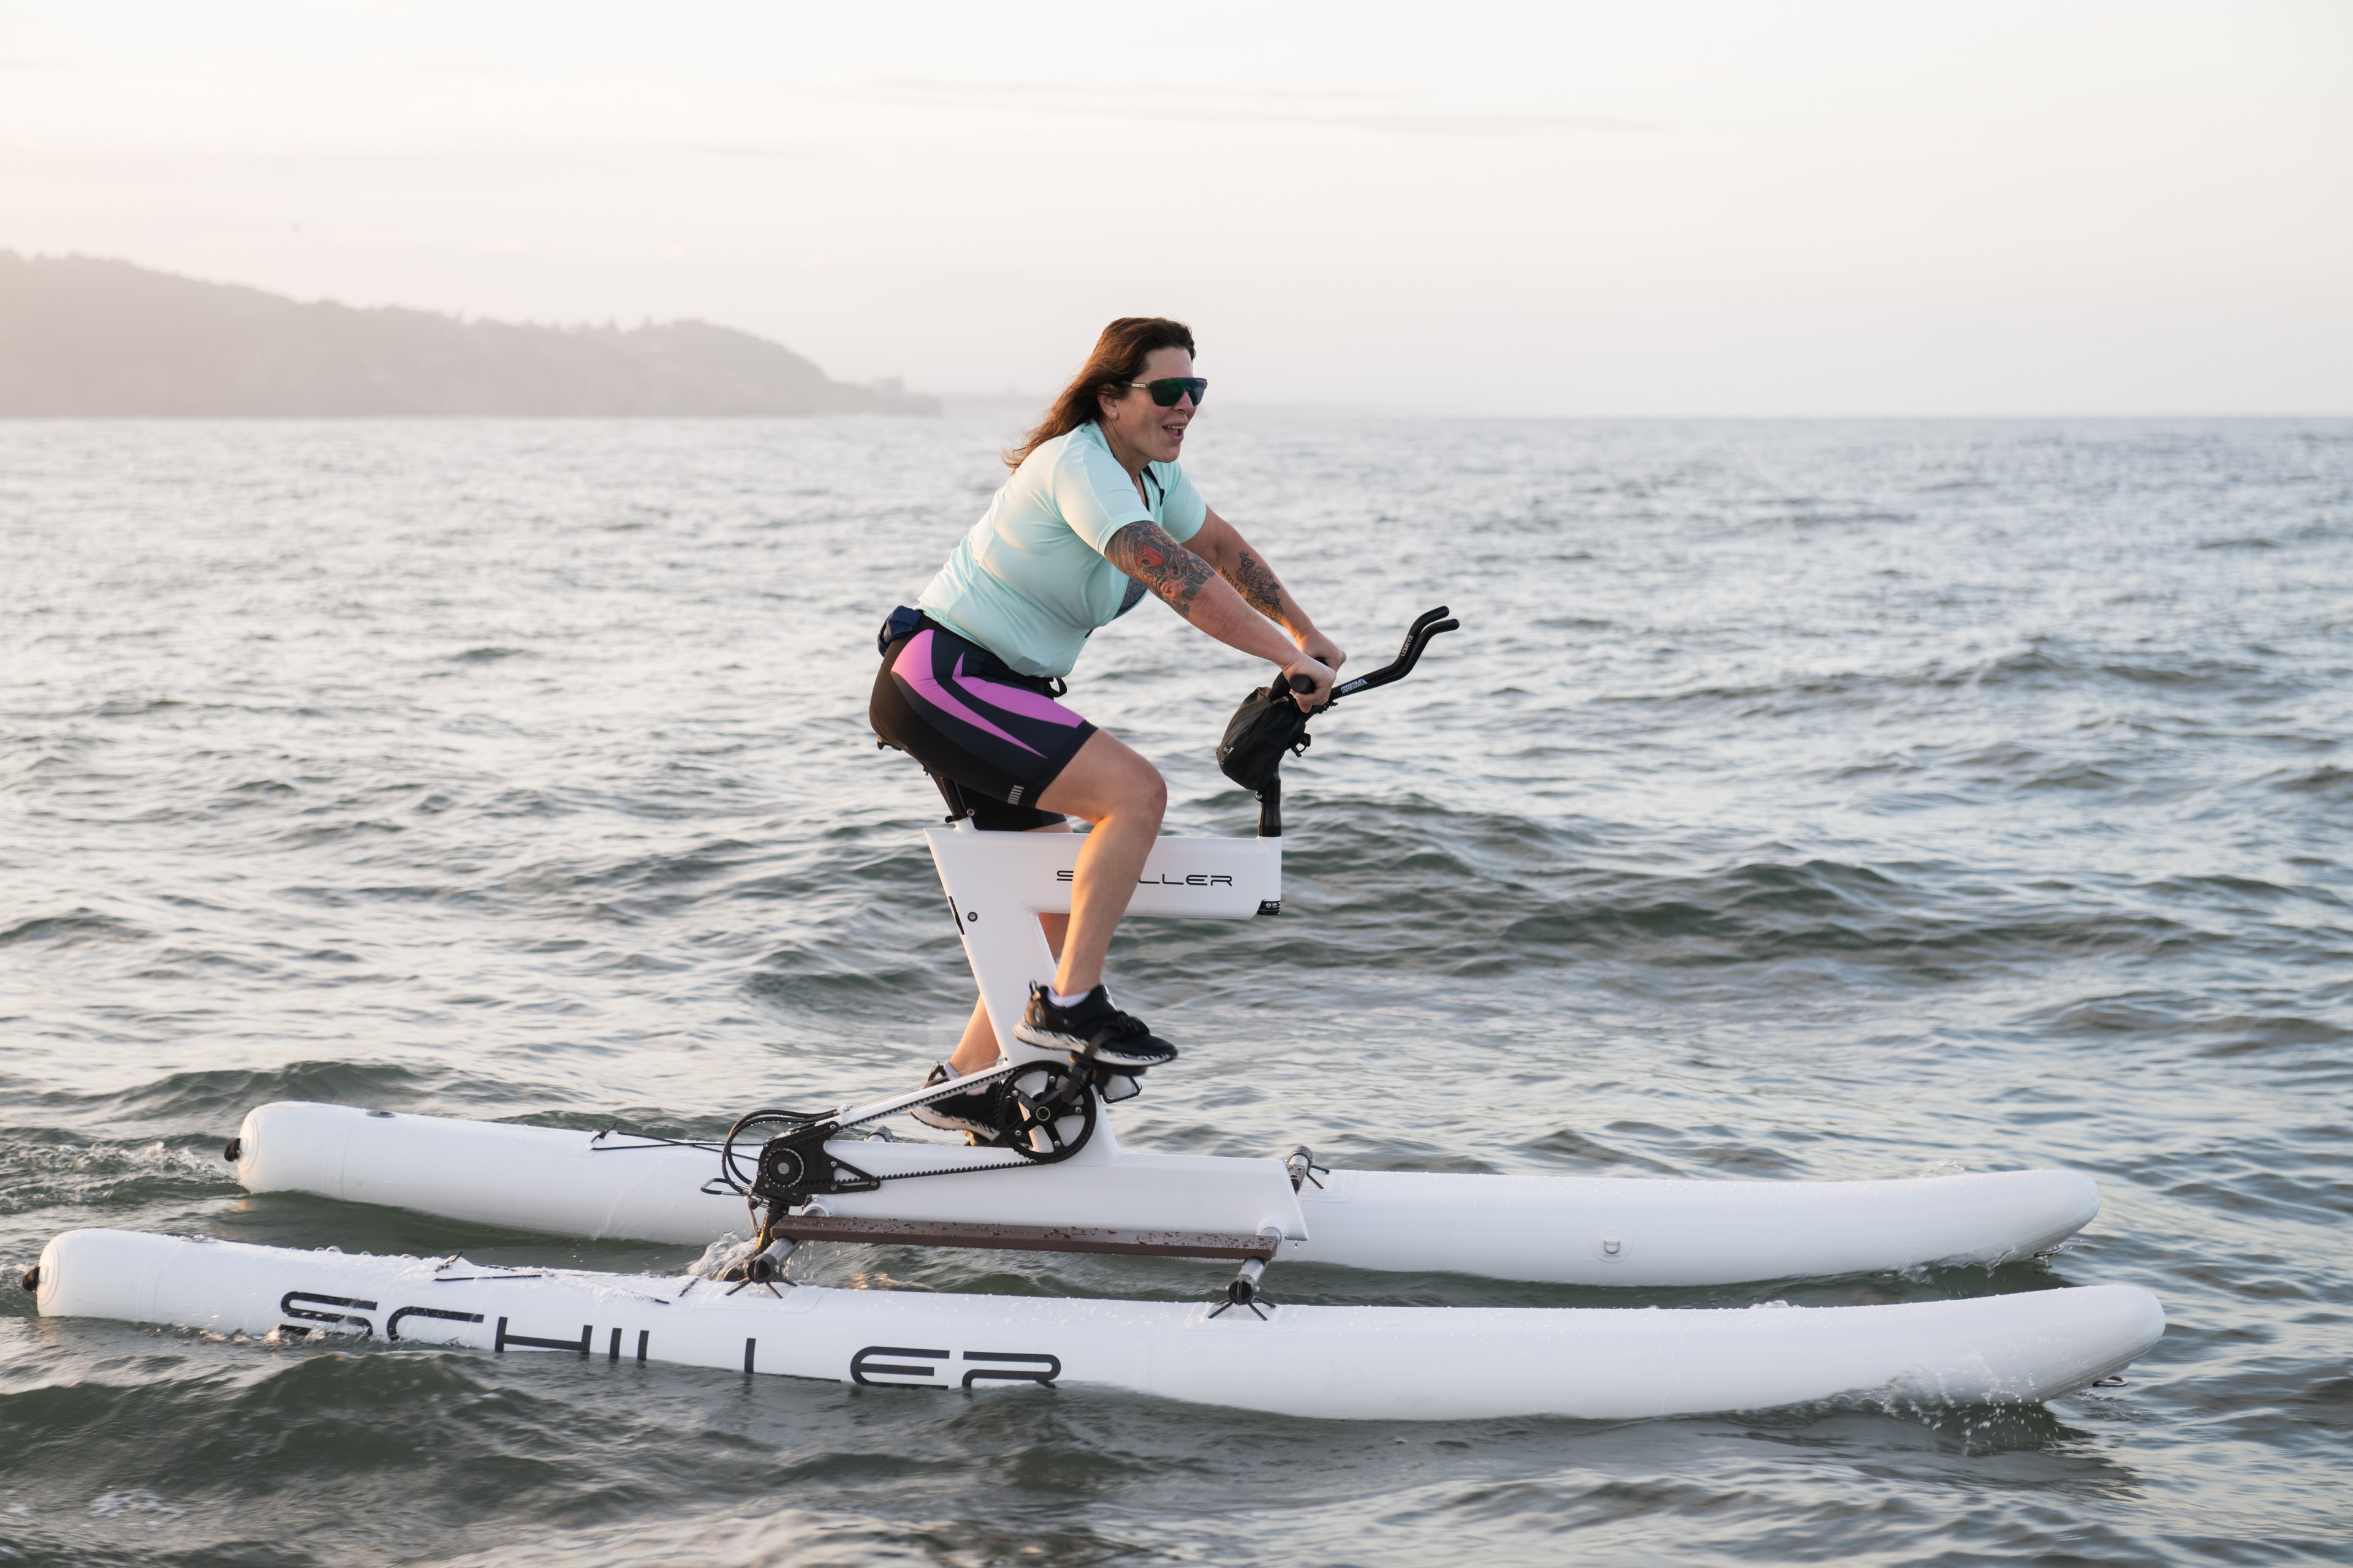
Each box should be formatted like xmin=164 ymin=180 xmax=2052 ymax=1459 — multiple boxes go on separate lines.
xmin=870 ymin=618 xmax=1096 ymax=831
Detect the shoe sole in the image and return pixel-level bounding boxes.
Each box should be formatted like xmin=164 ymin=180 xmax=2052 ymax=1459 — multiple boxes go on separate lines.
xmin=911 ymin=1103 xmax=1001 ymax=1137
xmin=1012 ymin=1024 xmax=1176 ymax=1068
xmin=1088 ymin=1047 xmax=1178 ymax=1068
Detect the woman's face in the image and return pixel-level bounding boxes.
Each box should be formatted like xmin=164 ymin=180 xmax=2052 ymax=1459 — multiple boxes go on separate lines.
xmin=1099 ymin=346 xmax=1197 ymax=466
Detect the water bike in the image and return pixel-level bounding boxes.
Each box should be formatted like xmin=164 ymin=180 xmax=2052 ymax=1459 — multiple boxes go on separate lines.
xmin=26 ymin=609 xmax=2164 ymax=1417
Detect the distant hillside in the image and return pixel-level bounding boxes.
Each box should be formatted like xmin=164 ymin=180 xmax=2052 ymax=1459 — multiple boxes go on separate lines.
xmin=0 ymin=252 xmax=938 ymax=417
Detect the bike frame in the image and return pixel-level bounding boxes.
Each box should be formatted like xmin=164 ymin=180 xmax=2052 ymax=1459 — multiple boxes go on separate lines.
xmin=925 ymin=824 xmax=1282 ymax=1158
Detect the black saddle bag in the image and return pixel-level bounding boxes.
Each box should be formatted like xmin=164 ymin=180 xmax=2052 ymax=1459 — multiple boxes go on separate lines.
xmin=1217 ymin=679 xmax=1317 ymax=792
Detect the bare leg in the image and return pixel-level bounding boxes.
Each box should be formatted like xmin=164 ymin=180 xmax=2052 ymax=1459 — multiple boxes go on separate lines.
xmin=938 ymin=732 xmax=1162 ymax=1074
xmin=944 ymin=998 xmax=998 ymax=1076
xmin=1034 ymin=730 xmax=1165 ymax=994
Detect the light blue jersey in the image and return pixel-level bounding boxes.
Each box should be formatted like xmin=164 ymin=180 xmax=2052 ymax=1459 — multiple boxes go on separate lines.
xmin=917 ymin=422 xmax=1207 ymax=678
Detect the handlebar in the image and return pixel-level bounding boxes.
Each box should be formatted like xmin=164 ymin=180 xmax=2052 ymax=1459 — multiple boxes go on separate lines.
xmin=1274 ymin=606 xmax=1458 ymax=711
xmin=1330 ymin=606 xmax=1459 ymax=702
xmin=1224 ymin=607 xmax=1461 ymax=841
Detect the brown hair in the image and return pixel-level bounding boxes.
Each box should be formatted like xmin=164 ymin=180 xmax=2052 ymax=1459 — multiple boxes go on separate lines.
xmin=1005 ymin=316 xmax=1196 ymax=469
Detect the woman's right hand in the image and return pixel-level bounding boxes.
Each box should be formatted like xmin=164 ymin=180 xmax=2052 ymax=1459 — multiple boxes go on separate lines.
xmin=1279 ymin=655 xmax=1337 ymax=712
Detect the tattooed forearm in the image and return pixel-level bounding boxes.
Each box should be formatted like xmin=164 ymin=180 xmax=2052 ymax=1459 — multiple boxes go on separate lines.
xmin=1106 ymin=521 xmax=1219 ymax=618
xmin=1224 ymin=547 xmax=1288 ymax=621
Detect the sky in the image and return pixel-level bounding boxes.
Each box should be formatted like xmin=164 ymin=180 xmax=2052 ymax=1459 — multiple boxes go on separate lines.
xmin=3 ymin=1 xmax=2349 ymax=414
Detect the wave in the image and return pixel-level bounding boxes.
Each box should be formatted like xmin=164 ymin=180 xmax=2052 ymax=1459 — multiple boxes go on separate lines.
xmin=0 ymin=910 xmax=151 ymax=948
xmin=1616 ymin=641 xmax=2294 ymax=716
xmin=0 ymin=1129 xmax=238 ymax=1216
xmin=0 ymin=1349 xmax=798 ymax=1568
xmin=89 ymin=1063 xmax=438 ymax=1122
xmin=1265 ymin=803 xmax=2209 ymax=982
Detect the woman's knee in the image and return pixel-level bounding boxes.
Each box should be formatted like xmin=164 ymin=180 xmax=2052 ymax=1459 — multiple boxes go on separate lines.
xmin=1138 ymin=775 xmax=1168 ymax=829
xmin=1119 ymin=755 xmax=1168 ymax=824
xmin=1088 ymin=756 xmax=1164 ymax=829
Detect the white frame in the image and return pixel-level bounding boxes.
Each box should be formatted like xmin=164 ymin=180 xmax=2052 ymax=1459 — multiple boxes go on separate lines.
xmin=924 ymin=822 xmax=1282 ymax=1156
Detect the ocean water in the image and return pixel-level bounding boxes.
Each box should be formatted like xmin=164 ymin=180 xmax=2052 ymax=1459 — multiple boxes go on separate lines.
xmin=2 ymin=414 xmax=2348 ymax=1567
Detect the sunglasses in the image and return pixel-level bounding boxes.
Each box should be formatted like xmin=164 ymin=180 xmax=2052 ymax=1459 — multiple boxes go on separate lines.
xmin=1124 ymin=377 xmax=1208 ymax=408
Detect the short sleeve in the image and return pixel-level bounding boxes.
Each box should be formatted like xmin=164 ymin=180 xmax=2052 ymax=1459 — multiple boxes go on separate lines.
xmin=1051 ymin=436 xmax=1153 ymax=555
xmin=1154 ymin=463 xmax=1207 ymax=543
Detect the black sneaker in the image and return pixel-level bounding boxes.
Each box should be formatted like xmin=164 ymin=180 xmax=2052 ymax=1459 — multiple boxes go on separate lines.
xmin=909 ymin=1061 xmax=1003 ymax=1137
xmin=1012 ymin=985 xmax=1178 ymax=1068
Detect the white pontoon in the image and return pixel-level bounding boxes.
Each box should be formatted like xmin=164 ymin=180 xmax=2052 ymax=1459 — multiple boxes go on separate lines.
xmin=28 ymin=1230 xmax=2162 ymax=1422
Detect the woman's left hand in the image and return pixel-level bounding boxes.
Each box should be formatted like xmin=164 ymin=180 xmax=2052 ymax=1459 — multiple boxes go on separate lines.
xmin=1297 ymin=631 xmax=1347 ymax=673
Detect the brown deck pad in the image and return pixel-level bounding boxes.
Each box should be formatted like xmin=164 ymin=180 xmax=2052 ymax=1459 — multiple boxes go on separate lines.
xmin=771 ymin=1215 xmax=1279 ymax=1260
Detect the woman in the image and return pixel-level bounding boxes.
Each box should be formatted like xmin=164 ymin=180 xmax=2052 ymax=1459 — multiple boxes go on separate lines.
xmin=870 ymin=317 xmax=1345 ymax=1135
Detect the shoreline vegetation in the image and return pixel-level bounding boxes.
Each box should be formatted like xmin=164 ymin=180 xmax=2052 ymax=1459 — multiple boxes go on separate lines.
xmin=0 ymin=251 xmax=939 ymax=417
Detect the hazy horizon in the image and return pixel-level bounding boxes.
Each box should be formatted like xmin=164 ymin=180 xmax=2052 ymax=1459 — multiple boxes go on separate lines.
xmin=4 ymin=1 xmax=2349 ymax=416
xmin=0 ymin=249 xmax=945 ymax=416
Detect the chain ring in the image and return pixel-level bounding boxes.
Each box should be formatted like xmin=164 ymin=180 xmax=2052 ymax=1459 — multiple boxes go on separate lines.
xmin=993 ymin=1058 xmax=1099 ymax=1164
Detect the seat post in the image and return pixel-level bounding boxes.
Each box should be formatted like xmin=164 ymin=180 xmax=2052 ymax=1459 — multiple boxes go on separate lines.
xmin=931 ymin=773 xmax=976 ymax=826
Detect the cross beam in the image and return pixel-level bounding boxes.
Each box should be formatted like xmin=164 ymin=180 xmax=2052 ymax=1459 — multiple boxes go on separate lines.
xmin=771 ymin=1214 xmax=1279 ymax=1260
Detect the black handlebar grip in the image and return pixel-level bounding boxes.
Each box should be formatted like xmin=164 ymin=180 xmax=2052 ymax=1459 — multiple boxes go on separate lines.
xmin=1278 ymin=671 xmax=1330 ymax=711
